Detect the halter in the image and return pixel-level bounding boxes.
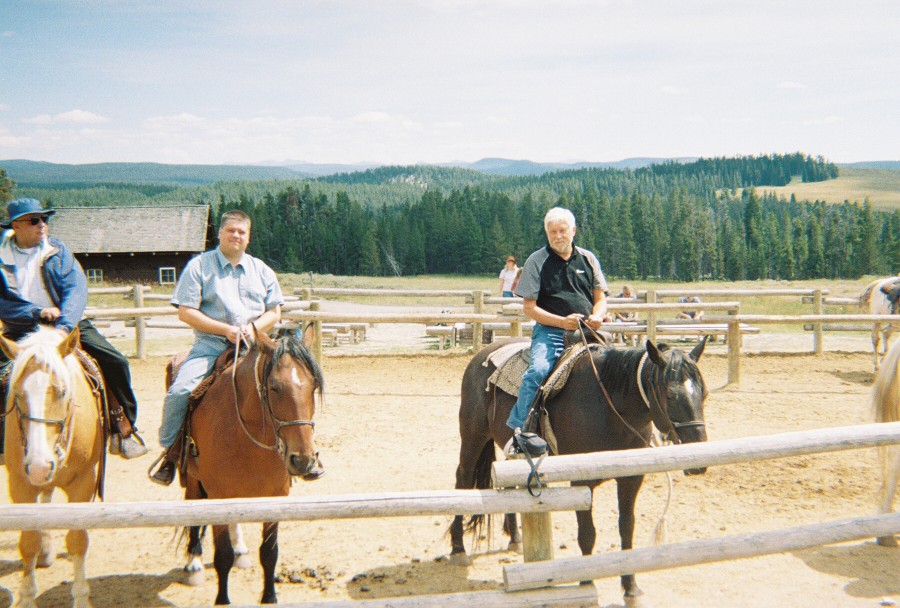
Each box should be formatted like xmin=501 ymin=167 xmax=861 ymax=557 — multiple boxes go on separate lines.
xmin=634 ymin=352 xmax=705 ymax=444
xmin=8 ymin=360 xmax=77 ymax=471
xmin=230 ymin=336 xmax=316 ymax=454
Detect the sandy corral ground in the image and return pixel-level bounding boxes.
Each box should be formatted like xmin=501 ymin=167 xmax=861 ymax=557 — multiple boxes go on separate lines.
xmin=1 ymin=317 xmax=899 ymax=607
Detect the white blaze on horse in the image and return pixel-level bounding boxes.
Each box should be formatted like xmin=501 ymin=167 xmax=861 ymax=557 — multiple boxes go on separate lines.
xmin=860 ymin=277 xmax=900 ymax=371
xmin=0 ymin=326 xmax=104 ymax=608
xmin=873 ymin=338 xmax=900 ymax=547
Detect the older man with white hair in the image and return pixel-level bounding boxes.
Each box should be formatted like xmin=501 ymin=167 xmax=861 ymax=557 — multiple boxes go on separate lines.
xmin=505 ymin=207 xmax=608 ymax=454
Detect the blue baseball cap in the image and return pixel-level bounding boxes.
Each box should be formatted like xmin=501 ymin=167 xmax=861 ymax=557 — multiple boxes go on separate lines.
xmin=2 ymin=198 xmax=55 ymax=229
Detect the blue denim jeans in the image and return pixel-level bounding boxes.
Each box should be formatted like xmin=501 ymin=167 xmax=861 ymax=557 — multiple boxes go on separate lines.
xmin=507 ymin=323 xmax=566 ymax=430
xmin=158 ymin=341 xmax=224 ymax=449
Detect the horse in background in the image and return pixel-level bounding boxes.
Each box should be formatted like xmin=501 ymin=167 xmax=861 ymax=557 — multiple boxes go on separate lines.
xmin=873 ymin=338 xmax=900 ymax=546
xmin=0 ymin=327 xmax=104 ymax=608
xmin=451 ymin=338 xmax=708 ymax=605
xmin=860 ymin=277 xmax=900 ymax=371
xmin=177 ymin=326 xmax=323 ymax=605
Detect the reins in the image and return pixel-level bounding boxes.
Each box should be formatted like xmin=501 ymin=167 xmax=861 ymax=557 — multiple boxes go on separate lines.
xmin=575 ymin=320 xmax=656 ymax=448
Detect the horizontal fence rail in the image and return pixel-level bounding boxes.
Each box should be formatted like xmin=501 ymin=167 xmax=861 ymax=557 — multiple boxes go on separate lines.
xmin=503 ymin=512 xmax=900 ymax=592
xmin=0 ymin=488 xmax=592 ymax=532
xmin=492 ymin=422 xmax=900 ymax=488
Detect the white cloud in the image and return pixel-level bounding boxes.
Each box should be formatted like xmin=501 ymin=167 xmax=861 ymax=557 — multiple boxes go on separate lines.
xmin=24 ymin=110 xmax=109 ymax=126
xmin=0 ymin=104 xmax=9 ymax=111
xmin=660 ymin=85 xmax=688 ymax=95
xmin=777 ymin=81 xmax=807 ymax=89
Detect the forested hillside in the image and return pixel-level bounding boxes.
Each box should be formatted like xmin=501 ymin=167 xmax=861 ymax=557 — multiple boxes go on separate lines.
xmin=1 ymin=153 xmax=895 ymax=281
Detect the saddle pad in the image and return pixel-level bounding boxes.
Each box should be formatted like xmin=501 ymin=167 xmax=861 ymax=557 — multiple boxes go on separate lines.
xmin=486 ymin=343 xmax=530 ymax=397
xmin=541 ymin=342 xmax=607 ymax=401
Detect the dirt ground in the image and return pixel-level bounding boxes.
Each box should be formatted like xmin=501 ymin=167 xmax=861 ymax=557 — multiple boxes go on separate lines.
xmin=1 ymin=334 xmax=899 ymax=607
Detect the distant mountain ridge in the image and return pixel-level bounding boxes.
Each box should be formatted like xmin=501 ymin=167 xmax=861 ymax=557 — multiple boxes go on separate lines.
xmin=1 ymin=156 xmax=699 ymax=186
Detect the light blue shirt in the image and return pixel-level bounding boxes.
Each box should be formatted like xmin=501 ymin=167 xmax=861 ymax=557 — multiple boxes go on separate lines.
xmin=171 ymin=248 xmax=284 ymax=349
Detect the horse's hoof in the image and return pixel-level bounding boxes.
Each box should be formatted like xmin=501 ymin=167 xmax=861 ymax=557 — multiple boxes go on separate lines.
xmin=448 ymin=552 xmax=471 ymax=566
xmin=234 ymin=553 xmax=252 ymax=569
xmin=625 ymin=593 xmax=650 ymax=608
xmin=36 ymin=553 xmax=55 ymax=568
xmin=507 ymin=541 xmax=523 ymax=554
xmin=184 ymin=568 xmax=205 ymax=587
xmin=877 ymin=535 xmax=899 ymax=547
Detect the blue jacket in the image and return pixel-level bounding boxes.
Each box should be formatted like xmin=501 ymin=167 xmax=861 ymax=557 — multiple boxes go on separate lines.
xmin=0 ymin=232 xmax=88 ymax=337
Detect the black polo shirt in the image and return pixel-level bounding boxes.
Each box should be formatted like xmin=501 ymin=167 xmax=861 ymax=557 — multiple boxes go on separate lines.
xmin=515 ymin=244 xmax=608 ymax=318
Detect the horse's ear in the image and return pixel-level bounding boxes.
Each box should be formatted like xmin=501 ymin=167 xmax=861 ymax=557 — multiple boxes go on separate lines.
xmin=58 ymin=326 xmax=80 ymax=358
xmin=0 ymin=334 xmax=20 ymax=360
xmin=689 ymin=337 xmax=707 ymax=362
xmin=256 ymin=328 xmax=276 ymax=354
xmin=646 ymin=340 xmax=664 ymax=367
xmin=301 ymin=323 xmax=316 ymax=349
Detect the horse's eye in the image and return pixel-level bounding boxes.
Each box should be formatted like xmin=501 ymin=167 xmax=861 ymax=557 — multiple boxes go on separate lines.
xmin=268 ymin=381 xmax=281 ymax=393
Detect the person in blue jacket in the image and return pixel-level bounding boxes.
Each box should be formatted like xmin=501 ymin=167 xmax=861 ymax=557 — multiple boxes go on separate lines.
xmin=0 ymin=198 xmax=148 ymax=461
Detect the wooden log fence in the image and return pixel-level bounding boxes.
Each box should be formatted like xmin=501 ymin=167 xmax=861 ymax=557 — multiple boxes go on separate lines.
xmin=86 ymin=286 xmax=891 ymax=386
xmin=492 ymin=421 xmax=900 ymax=487
xmin=245 ymin=584 xmax=599 ymax=608
xmin=503 ymin=512 xmax=900 ymax=592
xmin=0 ymin=487 xmax=591 ymax=532
xmin=492 ymin=421 xmax=900 ymax=597
xmin=0 ymin=487 xmax=594 ymax=607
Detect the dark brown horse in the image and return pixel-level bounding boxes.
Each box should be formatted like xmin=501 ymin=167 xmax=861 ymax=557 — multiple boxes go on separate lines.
xmin=178 ymin=327 xmax=323 ymax=605
xmin=450 ymin=338 xmax=708 ymax=603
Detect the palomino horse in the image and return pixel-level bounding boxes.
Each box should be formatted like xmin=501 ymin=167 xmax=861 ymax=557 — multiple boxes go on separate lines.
xmin=450 ymin=338 xmax=708 ymax=604
xmin=860 ymin=277 xmax=900 ymax=371
xmin=178 ymin=327 xmax=323 ymax=605
xmin=873 ymin=338 xmax=900 ymax=546
xmin=0 ymin=327 xmax=104 ymax=608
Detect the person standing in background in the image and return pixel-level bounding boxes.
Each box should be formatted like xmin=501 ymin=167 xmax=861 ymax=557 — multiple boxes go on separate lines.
xmin=498 ymin=256 xmax=519 ymax=297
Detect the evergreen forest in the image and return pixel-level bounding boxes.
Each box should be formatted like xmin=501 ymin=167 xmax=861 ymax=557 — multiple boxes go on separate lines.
xmin=2 ymin=153 xmax=897 ymax=281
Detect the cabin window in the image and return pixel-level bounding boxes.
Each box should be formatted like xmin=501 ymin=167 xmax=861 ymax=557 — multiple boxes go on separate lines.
xmin=159 ymin=267 xmax=177 ymax=285
xmin=86 ymin=268 xmax=103 ymax=283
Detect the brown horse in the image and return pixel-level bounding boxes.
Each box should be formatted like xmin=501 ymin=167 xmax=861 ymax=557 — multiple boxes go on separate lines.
xmin=860 ymin=277 xmax=900 ymax=371
xmin=0 ymin=326 xmax=104 ymax=608
xmin=178 ymin=327 xmax=323 ymax=605
xmin=450 ymin=338 xmax=708 ymax=605
xmin=873 ymin=338 xmax=900 ymax=546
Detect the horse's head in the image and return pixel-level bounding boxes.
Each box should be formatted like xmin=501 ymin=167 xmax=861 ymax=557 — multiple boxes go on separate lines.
xmin=0 ymin=326 xmax=80 ymax=485
xmin=257 ymin=326 xmax=324 ymax=478
xmin=645 ymin=338 xmax=709 ymax=475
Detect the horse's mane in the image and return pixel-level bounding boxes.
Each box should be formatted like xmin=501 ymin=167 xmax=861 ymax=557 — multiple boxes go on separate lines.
xmin=264 ymin=332 xmax=325 ymax=396
xmin=593 ymin=344 xmax=705 ymax=395
xmin=9 ymin=327 xmax=77 ymax=393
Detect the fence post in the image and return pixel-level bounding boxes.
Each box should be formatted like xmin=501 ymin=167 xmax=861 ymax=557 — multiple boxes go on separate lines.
xmin=645 ymin=290 xmax=657 ymax=344
xmin=133 ymin=284 xmax=146 ymax=360
xmin=727 ymin=306 xmax=740 ymax=385
xmin=521 ymin=511 xmax=554 ymax=562
xmin=310 ymin=301 xmax=323 ymax=363
xmin=813 ymin=289 xmax=824 ymax=355
xmin=472 ymin=290 xmax=484 ymax=351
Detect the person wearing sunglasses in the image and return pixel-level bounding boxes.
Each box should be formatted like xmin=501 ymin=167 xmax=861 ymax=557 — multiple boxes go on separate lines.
xmin=0 ymin=197 xmax=149 ymax=461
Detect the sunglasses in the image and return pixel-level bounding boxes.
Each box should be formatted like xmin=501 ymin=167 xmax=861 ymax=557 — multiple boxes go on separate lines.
xmin=16 ymin=216 xmax=49 ymax=226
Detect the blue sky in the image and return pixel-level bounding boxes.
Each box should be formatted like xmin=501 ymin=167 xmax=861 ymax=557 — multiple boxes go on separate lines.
xmin=1 ymin=0 xmax=897 ymax=165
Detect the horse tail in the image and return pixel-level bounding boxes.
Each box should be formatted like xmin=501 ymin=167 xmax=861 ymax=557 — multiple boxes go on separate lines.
xmin=462 ymin=440 xmax=497 ymax=536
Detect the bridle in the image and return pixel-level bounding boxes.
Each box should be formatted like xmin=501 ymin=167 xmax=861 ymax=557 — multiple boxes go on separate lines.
xmin=634 ymin=351 xmax=705 ymax=444
xmin=4 ymin=362 xmax=76 ymax=473
xmin=230 ymin=338 xmax=316 ymax=454
xmin=577 ymin=320 xmax=704 ymax=447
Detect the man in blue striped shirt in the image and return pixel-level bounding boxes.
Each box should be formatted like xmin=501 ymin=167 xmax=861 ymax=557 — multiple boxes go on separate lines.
xmin=150 ymin=210 xmax=285 ymax=485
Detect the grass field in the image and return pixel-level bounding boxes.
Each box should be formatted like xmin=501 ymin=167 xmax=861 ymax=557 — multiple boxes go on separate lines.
xmin=757 ymin=166 xmax=900 ymax=210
